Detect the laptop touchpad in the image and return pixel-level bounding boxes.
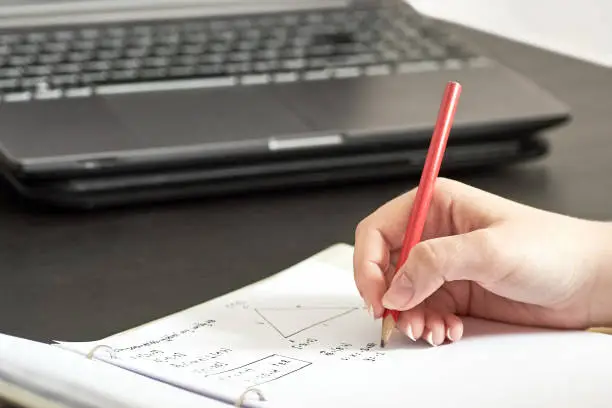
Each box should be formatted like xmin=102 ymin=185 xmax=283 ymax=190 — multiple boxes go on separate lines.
xmin=272 ymin=75 xmax=445 ymax=136
xmin=102 ymin=86 xmax=312 ymax=150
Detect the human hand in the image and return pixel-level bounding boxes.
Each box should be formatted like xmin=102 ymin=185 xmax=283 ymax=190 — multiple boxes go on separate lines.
xmin=353 ymin=178 xmax=612 ymax=346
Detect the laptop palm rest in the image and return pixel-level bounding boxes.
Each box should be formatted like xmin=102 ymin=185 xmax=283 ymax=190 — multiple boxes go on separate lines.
xmin=271 ymin=67 xmax=569 ymax=139
xmin=101 ymin=85 xmax=314 ymax=156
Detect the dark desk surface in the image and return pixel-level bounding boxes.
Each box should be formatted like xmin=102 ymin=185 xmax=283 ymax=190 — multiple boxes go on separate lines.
xmin=1 ymin=23 xmax=611 ymax=344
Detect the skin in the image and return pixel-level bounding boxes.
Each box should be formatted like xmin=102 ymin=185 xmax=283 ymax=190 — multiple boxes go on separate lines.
xmin=353 ymin=178 xmax=612 ymax=346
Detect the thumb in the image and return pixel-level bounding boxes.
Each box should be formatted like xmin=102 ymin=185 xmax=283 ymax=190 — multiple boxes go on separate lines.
xmin=382 ymin=229 xmax=498 ymax=311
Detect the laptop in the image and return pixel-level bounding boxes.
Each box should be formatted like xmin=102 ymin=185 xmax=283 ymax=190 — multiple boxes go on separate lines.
xmin=0 ymin=0 xmax=570 ymax=208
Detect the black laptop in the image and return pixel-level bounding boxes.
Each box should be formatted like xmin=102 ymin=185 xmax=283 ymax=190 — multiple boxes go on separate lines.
xmin=0 ymin=0 xmax=570 ymax=208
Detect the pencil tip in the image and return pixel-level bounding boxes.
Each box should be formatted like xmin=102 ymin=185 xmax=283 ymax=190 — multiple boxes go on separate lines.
xmin=380 ymin=314 xmax=395 ymax=348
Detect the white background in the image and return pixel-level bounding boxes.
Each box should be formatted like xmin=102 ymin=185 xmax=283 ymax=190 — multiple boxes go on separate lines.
xmin=409 ymin=0 xmax=612 ymax=67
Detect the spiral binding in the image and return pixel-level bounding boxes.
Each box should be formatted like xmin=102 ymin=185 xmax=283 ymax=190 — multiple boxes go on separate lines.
xmin=235 ymin=388 xmax=266 ymax=407
xmin=84 ymin=345 xmax=267 ymax=407
xmin=85 ymin=344 xmax=117 ymax=360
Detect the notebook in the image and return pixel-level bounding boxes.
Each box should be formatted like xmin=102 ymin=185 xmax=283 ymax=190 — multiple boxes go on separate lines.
xmin=2 ymin=243 xmax=612 ymax=408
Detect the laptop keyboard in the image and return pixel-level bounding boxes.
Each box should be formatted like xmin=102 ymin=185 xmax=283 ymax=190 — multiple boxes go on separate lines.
xmin=0 ymin=1 xmax=489 ymax=102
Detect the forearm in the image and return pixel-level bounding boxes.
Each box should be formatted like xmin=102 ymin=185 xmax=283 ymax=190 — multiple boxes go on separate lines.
xmin=587 ymin=221 xmax=612 ymax=327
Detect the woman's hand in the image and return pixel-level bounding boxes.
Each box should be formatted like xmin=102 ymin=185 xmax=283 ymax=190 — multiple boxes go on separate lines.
xmin=353 ymin=178 xmax=612 ymax=346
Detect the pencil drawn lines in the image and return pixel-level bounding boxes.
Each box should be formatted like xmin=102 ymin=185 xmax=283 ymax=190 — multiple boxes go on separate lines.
xmin=254 ymin=306 xmax=359 ymax=339
xmin=254 ymin=308 xmax=287 ymax=338
xmin=204 ymin=354 xmax=312 ymax=387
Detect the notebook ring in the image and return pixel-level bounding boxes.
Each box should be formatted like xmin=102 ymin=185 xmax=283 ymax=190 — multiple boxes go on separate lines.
xmin=86 ymin=344 xmax=117 ymax=360
xmin=235 ymin=388 xmax=266 ymax=407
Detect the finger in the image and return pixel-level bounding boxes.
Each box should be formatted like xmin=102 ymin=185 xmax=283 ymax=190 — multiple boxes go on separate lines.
xmin=382 ymin=228 xmax=498 ymax=311
xmin=353 ymin=227 xmax=391 ymax=318
xmin=361 ymin=185 xmax=450 ymax=244
xmin=444 ymin=313 xmax=463 ymax=342
xmin=423 ymin=309 xmax=446 ymax=346
xmin=362 ymin=188 xmax=419 ymax=249
xmin=396 ymin=304 xmax=426 ymax=341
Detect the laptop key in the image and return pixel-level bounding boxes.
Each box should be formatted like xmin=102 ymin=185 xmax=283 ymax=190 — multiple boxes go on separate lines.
xmin=228 ymin=51 xmax=251 ymax=62
xmin=225 ymin=62 xmax=251 ymax=74
xmin=201 ymin=54 xmax=225 ymax=64
xmin=111 ymin=69 xmax=138 ymax=81
xmin=79 ymin=29 xmax=100 ymax=40
xmin=3 ymin=91 xmax=32 ymax=102
xmin=173 ymin=55 xmax=198 ymax=66
xmin=68 ymin=52 xmax=93 ymax=63
xmin=13 ymin=44 xmax=40 ymax=55
xmin=282 ymin=59 xmax=306 ymax=70
xmin=197 ymin=64 xmax=226 ymax=76
xmin=0 ymin=78 xmax=20 ymax=91
xmin=99 ymin=38 xmax=124 ymax=49
xmin=253 ymin=61 xmax=277 ymax=72
xmin=42 ymin=42 xmax=69 ymax=53
xmin=51 ymin=74 xmax=80 ymax=87
xmin=72 ymin=40 xmax=97 ymax=51
xmin=125 ymin=48 xmax=149 ymax=58
xmin=343 ymin=53 xmax=378 ymax=65
xmin=114 ymin=59 xmax=141 ymax=70
xmin=0 ymin=67 xmax=22 ymax=78
xmin=97 ymin=49 xmax=122 ymax=59
xmin=25 ymin=65 xmax=53 ymax=76
xmin=0 ymin=34 xmax=21 ymax=45
xmin=180 ymin=44 xmax=205 ymax=55
xmin=39 ymin=53 xmax=64 ymax=64
xmin=168 ymin=66 xmax=196 ymax=77
xmin=56 ymin=63 xmax=82 ymax=74
xmin=144 ymin=57 xmax=170 ymax=68
xmin=81 ymin=71 xmax=108 ymax=84
xmin=9 ymin=55 xmax=36 ymax=66
xmin=85 ymin=60 xmax=113 ymax=71
xmin=21 ymin=76 xmax=47 ymax=89
xmin=140 ymin=68 xmax=168 ymax=79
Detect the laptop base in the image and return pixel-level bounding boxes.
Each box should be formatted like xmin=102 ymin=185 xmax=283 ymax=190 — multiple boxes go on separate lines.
xmin=1 ymin=134 xmax=548 ymax=210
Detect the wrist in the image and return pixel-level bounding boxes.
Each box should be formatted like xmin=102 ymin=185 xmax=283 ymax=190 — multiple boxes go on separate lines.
xmin=587 ymin=221 xmax=612 ymax=327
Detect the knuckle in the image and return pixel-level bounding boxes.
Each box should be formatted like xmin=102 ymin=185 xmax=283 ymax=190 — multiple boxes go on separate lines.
xmin=473 ymin=228 xmax=496 ymax=258
xmin=354 ymin=214 xmax=377 ymax=243
xmin=434 ymin=177 xmax=455 ymax=191
xmin=435 ymin=177 xmax=466 ymax=198
xmin=473 ymin=228 xmax=504 ymax=275
xmin=411 ymin=240 xmax=443 ymax=274
xmin=354 ymin=218 xmax=368 ymax=239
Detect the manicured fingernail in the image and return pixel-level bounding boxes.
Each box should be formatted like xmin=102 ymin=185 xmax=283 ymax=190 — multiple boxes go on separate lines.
xmin=363 ymin=301 xmax=376 ymax=319
xmin=381 ymin=273 xmax=414 ymax=309
xmin=425 ymin=330 xmax=437 ymax=347
xmin=406 ymin=324 xmax=416 ymax=341
xmin=446 ymin=328 xmax=453 ymax=341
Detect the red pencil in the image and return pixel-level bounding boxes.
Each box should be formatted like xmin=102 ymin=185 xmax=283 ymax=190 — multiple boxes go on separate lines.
xmin=380 ymin=81 xmax=462 ymax=347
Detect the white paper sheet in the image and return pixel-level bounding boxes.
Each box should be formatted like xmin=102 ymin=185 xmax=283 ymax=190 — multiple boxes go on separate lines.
xmin=0 ymin=332 xmax=227 ymax=408
xmin=56 ymin=250 xmax=612 ymax=408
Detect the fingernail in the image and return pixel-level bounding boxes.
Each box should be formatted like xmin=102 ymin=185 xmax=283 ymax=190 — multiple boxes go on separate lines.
xmin=363 ymin=302 xmax=377 ymax=319
xmin=425 ymin=330 xmax=437 ymax=347
xmin=406 ymin=324 xmax=416 ymax=341
xmin=382 ymin=273 xmax=414 ymax=309
xmin=446 ymin=328 xmax=453 ymax=341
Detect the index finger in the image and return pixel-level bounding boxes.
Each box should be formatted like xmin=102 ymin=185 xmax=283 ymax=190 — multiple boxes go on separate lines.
xmin=353 ymin=190 xmax=418 ymax=317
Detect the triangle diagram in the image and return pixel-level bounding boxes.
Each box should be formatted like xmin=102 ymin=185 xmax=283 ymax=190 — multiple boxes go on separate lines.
xmin=254 ymin=306 xmax=357 ymax=338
